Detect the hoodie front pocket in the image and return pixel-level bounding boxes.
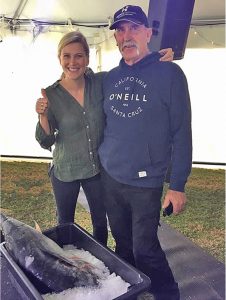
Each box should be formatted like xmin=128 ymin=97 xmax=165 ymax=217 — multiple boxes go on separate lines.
xmin=148 ymin=143 xmax=171 ymax=165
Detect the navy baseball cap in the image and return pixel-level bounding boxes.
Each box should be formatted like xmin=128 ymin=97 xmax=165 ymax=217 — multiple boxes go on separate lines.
xmin=110 ymin=5 xmax=149 ymax=30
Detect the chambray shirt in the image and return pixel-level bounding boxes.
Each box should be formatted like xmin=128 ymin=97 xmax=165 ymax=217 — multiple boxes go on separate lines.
xmin=35 ymin=71 xmax=106 ymax=182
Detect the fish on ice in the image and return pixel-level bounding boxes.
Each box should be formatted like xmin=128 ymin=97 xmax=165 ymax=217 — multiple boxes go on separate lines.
xmin=0 ymin=213 xmax=103 ymax=293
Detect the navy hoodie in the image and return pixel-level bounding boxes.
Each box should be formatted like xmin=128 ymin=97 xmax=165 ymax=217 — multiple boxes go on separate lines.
xmin=99 ymin=52 xmax=192 ymax=192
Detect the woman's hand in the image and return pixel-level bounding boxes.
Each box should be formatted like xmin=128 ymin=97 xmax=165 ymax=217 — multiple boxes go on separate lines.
xmin=36 ymin=89 xmax=51 ymax=135
xmin=36 ymin=89 xmax=49 ymax=116
xmin=159 ymin=48 xmax=174 ymax=62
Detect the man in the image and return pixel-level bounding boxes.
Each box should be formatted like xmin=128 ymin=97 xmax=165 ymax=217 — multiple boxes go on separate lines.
xmin=99 ymin=5 xmax=192 ymax=300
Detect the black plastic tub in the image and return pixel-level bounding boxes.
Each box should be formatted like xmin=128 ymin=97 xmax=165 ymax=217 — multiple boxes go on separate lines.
xmin=0 ymin=244 xmax=43 ymax=300
xmin=0 ymin=222 xmax=151 ymax=300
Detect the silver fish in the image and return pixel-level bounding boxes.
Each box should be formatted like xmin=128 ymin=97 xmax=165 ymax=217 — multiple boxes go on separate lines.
xmin=0 ymin=213 xmax=100 ymax=293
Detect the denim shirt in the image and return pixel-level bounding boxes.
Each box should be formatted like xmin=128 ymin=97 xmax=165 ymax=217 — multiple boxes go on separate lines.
xmin=35 ymin=71 xmax=106 ymax=182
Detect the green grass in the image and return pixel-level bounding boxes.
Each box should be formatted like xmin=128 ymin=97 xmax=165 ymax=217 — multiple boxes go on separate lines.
xmin=163 ymin=168 xmax=225 ymax=262
xmin=0 ymin=161 xmax=225 ymax=262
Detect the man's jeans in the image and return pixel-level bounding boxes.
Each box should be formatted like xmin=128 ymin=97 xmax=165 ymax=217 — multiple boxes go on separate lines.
xmin=50 ymin=170 xmax=108 ymax=246
xmin=101 ymin=167 xmax=179 ymax=298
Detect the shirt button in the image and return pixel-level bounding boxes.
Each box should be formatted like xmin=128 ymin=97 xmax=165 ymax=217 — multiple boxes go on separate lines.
xmin=90 ymin=152 xmax=92 ymax=155
xmin=86 ymin=125 xmax=89 ymax=129
xmin=88 ymin=139 xmax=91 ymax=142
xmin=83 ymin=111 xmax=86 ymax=114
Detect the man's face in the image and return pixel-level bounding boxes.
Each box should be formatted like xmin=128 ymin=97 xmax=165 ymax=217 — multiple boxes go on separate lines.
xmin=114 ymin=22 xmax=152 ymax=65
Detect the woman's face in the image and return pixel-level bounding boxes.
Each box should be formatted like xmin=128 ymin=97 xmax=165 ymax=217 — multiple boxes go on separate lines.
xmin=59 ymin=42 xmax=89 ymax=80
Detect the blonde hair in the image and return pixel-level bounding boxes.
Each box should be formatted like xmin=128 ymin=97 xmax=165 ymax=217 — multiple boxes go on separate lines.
xmin=57 ymin=31 xmax=90 ymax=58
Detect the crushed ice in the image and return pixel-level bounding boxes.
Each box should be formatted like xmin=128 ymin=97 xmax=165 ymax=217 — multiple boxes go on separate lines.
xmin=42 ymin=245 xmax=130 ymax=300
xmin=25 ymin=255 xmax=34 ymax=268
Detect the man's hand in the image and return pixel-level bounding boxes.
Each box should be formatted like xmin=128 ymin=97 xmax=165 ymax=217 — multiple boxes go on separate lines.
xmin=162 ymin=189 xmax=187 ymax=215
xmin=159 ymin=48 xmax=174 ymax=62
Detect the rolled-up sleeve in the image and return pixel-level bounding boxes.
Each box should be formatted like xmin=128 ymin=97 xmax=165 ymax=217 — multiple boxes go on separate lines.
xmin=35 ymin=121 xmax=56 ymax=150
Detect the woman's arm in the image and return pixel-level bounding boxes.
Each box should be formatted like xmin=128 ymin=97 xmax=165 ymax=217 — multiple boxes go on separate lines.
xmin=35 ymin=89 xmax=56 ymax=150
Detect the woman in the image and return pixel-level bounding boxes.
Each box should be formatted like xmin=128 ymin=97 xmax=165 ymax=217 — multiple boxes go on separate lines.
xmin=35 ymin=31 xmax=173 ymax=246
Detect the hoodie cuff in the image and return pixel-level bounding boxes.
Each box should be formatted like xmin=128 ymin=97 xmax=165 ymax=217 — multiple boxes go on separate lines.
xmin=169 ymin=181 xmax=186 ymax=192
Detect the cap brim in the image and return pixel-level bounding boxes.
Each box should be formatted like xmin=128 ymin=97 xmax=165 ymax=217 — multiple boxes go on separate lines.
xmin=109 ymin=18 xmax=143 ymax=30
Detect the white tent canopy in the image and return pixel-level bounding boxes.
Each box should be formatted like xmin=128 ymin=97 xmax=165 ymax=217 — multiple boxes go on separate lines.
xmin=0 ymin=1 xmax=225 ymax=164
xmin=0 ymin=0 xmax=224 ymax=25
xmin=0 ymin=0 xmax=225 ymax=47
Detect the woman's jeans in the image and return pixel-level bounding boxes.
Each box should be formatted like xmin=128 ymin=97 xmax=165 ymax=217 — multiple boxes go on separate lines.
xmin=101 ymin=167 xmax=179 ymax=298
xmin=50 ymin=170 xmax=108 ymax=246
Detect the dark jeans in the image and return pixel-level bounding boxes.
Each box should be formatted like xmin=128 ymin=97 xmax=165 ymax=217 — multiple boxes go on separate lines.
xmin=50 ymin=169 xmax=108 ymax=246
xmin=101 ymin=167 xmax=179 ymax=299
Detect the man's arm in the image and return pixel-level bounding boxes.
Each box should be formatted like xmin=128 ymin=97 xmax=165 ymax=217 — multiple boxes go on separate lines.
xmin=162 ymin=65 xmax=192 ymax=215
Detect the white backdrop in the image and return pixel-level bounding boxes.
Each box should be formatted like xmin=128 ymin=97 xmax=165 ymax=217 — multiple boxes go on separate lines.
xmin=0 ymin=30 xmax=225 ymax=164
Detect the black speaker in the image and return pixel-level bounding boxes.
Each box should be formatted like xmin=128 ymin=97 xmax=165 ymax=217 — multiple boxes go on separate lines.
xmin=148 ymin=0 xmax=195 ymax=59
